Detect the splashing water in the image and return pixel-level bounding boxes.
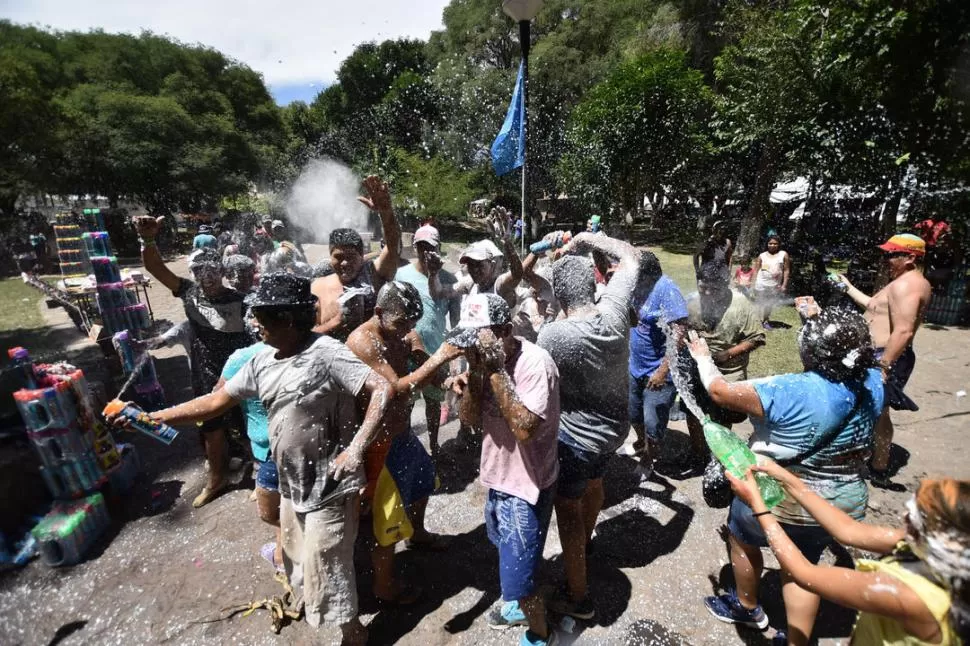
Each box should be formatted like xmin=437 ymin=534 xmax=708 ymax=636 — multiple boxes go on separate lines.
xmin=285 ymin=158 xmax=369 ymax=242
xmin=117 ymin=349 xmax=154 ymax=399
xmin=663 ymin=318 xmax=705 ymax=420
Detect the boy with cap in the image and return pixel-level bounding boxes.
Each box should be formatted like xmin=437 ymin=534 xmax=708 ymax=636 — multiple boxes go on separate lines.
xmin=395 ymin=225 xmax=461 ymax=458
xmin=193 ymin=224 xmax=217 ymax=250
xmin=347 ymin=281 xmax=461 ymax=604
xmin=837 ymin=233 xmax=931 ymax=489
xmin=450 ymin=293 xmax=560 ymax=646
xmin=312 ymin=175 xmax=401 ymax=341
xmin=133 ymin=216 xmax=250 ymax=507
xmin=111 ymin=273 xmax=395 ymax=646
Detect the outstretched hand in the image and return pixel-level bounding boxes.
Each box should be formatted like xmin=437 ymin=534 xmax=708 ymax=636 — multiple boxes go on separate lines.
xmin=132 ymin=216 xmax=166 ymax=238
xmin=486 ymin=207 xmax=512 ymax=243
xmin=358 ymin=175 xmax=392 ymax=214
xmin=686 ymin=330 xmax=711 ymax=361
xmin=724 ymin=468 xmax=766 ymax=510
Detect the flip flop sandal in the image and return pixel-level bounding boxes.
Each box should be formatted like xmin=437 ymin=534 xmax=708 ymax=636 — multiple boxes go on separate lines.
xmin=260 ymin=542 xmax=284 ymax=572
xmin=192 ymin=481 xmax=228 ymax=508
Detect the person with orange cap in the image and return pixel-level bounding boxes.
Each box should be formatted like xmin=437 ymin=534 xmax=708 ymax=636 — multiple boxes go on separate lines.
xmin=837 ymin=233 xmax=932 ymax=490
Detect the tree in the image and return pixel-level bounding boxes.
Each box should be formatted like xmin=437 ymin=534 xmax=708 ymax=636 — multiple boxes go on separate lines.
xmin=558 ymin=50 xmax=714 ymax=219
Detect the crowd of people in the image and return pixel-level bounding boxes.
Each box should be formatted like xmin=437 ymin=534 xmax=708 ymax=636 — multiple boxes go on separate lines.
xmin=106 ymin=177 xmax=968 ymax=646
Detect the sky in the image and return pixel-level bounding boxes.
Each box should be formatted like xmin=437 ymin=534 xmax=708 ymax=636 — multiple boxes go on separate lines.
xmin=0 ymin=0 xmax=452 ymax=105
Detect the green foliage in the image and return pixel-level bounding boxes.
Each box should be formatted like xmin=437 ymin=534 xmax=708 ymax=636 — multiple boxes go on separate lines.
xmin=558 ymin=49 xmax=714 ymax=214
xmin=0 ymin=22 xmax=284 ymax=215
xmin=387 ymin=149 xmax=476 ymax=221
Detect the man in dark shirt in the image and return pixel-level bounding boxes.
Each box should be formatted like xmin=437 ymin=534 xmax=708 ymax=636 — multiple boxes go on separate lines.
xmin=134 ymin=217 xmax=251 ymax=507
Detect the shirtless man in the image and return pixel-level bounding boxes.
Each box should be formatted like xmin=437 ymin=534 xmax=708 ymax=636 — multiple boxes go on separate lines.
xmin=839 ymin=233 xmax=931 ymax=489
xmin=345 ymin=281 xmax=460 ymax=603
xmin=311 ymin=175 xmax=401 ymax=341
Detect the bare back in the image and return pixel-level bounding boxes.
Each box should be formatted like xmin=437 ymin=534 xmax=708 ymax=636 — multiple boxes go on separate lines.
xmin=865 ymin=269 xmax=931 ymax=348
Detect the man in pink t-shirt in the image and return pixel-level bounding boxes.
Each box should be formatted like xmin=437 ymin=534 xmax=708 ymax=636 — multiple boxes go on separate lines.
xmin=447 ymin=293 xmax=560 ymax=646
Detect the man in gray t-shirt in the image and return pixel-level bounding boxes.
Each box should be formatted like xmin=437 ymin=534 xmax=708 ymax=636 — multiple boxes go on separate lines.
xmin=110 ymin=274 xmax=393 ymax=644
xmin=536 ymin=232 xmax=641 ymax=621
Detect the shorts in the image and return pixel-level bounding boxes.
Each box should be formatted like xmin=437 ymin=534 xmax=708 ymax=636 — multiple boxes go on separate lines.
xmin=363 ymin=431 xmax=436 ymax=504
xmin=255 ymin=457 xmax=279 ymax=492
xmin=485 ymin=487 xmax=554 ymax=601
xmin=280 ymin=494 xmax=359 ymax=627
xmin=875 ymin=347 xmax=919 ymax=411
xmin=727 ymin=498 xmax=832 ymax=563
xmin=557 ymin=441 xmax=611 ymax=500
xmin=628 ymin=376 xmax=677 ymax=443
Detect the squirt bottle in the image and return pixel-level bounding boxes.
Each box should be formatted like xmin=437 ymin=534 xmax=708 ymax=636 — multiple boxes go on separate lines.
xmin=102 ymin=399 xmax=179 ymax=445
xmin=529 ymin=231 xmax=572 ymax=254
xmin=702 ymin=416 xmax=784 ymax=509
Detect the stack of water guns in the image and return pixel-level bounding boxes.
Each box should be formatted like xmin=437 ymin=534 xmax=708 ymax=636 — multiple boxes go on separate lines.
xmin=52 ymin=213 xmax=91 ymax=279
xmin=6 ymin=347 xmax=138 ymax=566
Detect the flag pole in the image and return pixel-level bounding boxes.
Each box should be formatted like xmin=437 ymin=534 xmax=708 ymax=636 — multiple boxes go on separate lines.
xmin=519 ymin=18 xmax=530 ymax=257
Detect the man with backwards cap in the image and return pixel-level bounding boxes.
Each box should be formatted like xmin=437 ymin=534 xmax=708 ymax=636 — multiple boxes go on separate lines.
xmin=429 ymin=209 xmax=523 ymax=309
xmin=110 ymin=273 xmax=395 ymax=646
xmin=449 ymin=293 xmax=560 ymax=646
xmin=346 ymin=281 xmax=462 ymax=605
xmin=311 ymin=175 xmax=402 ymax=341
xmin=838 ymin=233 xmax=932 ymax=489
xmin=133 ymin=216 xmax=250 ymax=507
xmin=395 ymin=224 xmax=461 ymax=459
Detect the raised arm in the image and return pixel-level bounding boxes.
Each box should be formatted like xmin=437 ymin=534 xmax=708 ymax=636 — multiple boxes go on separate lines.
xmin=147 ymin=389 xmax=239 ymax=426
xmin=569 ymin=232 xmax=641 ymax=324
xmin=838 ymin=273 xmax=872 ymax=309
xmin=473 ymin=330 xmax=540 ymax=443
xmin=687 ymin=331 xmax=766 ymax=418
xmin=132 ymin=216 xmax=182 ymax=293
xmin=347 ymin=327 xmax=461 ymax=396
xmin=358 ymin=175 xmax=401 ymax=281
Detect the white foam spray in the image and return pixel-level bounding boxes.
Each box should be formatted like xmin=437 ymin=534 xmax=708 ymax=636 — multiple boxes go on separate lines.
xmin=285 ymin=158 xmax=369 ymax=242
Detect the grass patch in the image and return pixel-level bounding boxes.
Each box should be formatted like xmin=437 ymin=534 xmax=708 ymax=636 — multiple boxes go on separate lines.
xmin=0 ymin=278 xmax=46 ymax=334
xmin=648 ymin=246 xmax=804 ymax=379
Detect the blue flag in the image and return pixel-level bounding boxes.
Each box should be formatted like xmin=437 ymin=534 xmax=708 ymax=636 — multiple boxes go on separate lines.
xmin=490 ymin=62 xmax=525 ymax=176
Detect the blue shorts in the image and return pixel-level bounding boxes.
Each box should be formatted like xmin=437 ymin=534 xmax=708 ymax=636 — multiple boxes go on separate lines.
xmin=628 ymin=376 xmax=677 ymax=443
xmin=727 ymin=498 xmax=833 ymax=563
xmin=485 ymin=487 xmax=554 ymax=601
xmin=385 ymin=431 xmax=436 ymax=507
xmin=557 ymin=441 xmax=611 ymax=500
xmin=255 ymin=458 xmax=279 ymax=492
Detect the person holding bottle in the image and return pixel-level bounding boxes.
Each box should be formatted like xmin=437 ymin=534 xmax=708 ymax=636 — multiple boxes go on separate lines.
xmin=727 ymin=461 xmax=969 ymax=646
xmin=686 ymin=307 xmax=885 ymax=646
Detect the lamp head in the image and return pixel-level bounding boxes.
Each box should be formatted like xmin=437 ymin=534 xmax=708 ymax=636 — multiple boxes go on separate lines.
xmin=502 ymin=0 xmax=543 ymax=22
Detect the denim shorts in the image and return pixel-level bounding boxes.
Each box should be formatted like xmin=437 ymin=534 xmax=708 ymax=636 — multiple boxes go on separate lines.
xmin=628 ymin=377 xmax=677 ymax=443
xmin=727 ymin=498 xmax=833 ymax=563
xmin=484 ymin=487 xmax=554 ymax=601
xmin=557 ymin=441 xmax=611 ymax=500
xmin=255 ymin=457 xmax=279 ymax=492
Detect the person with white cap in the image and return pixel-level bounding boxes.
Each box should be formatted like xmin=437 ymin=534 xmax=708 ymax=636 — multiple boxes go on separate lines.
xmin=838 ymin=232 xmax=932 ymax=489
xmin=395 ymin=224 xmax=461 ymax=459
xmin=429 ymin=207 xmax=523 ymax=309
xmin=448 ymin=293 xmax=560 ymax=646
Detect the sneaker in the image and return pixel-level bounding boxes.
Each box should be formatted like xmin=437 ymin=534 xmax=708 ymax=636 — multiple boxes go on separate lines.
xmin=487 ymin=600 xmax=528 ymax=630
xmin=550 ymin=595 xmax=596 ymax=620
xmin=521 ymin=629 xmax=558 ymax=646
xmin=869 ymin=469 xmax=906 ymax=492
xmin=703 ymin=591 xmax=769 ymax=630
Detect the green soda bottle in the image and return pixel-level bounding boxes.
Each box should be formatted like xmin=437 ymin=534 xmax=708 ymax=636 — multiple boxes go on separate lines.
xmin=702 ymin=416 xmax=785 ymax=509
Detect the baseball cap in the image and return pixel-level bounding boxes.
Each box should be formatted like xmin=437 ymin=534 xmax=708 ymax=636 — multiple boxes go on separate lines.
xmin=445 ymin=293 xmax=512 ymax=348
xmin=877 ymin=233 xmax=925 ymax=256
xmin=272 ymin=219 xmax=285 ymax=230
xmin=413 ymin=225 xmax=440 ymax=248
xmin=460 ymin=239 xmax=503 ymax=263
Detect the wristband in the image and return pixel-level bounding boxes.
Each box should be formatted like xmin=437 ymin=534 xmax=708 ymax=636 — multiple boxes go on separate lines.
xmin=752 ymin=510 xmax=772 ymax=518
xmin=695 ymin=355 xmax=723 ymax=390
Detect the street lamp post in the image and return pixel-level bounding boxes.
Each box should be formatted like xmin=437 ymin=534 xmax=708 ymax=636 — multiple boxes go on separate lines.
xmin=502 ymin=0 xmax=543 ymax=255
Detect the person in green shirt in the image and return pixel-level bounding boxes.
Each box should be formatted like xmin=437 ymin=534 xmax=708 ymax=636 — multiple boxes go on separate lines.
xmin=683 ymin=263 xmax=766 ymax=470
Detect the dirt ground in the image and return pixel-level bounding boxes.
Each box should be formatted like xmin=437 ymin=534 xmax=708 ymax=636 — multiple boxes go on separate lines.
xmin=1 ymin=245 xmax=968 ymax=646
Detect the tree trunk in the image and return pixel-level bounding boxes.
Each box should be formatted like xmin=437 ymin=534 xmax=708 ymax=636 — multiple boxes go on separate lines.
xmin=879 ymin=168 xmax=906 ymax=238
xmin=737 ymin=141 xmax=780 ymax=259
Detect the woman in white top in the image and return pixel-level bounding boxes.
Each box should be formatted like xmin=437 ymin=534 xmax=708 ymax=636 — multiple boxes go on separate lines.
xmin=752 ymin=234 xmax=791 ymax=329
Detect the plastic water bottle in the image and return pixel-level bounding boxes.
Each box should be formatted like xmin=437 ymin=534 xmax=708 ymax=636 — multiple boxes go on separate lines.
xmin=702 ymin=417 xmax=784 ymax=509
xmin=590 ymin=215 xmax=601 ymax=233
xmin=102 ymin=399 xmax=178 ymax=445
xmin=827 ymin=272 xmax=848 ymax=292
xmin=529 ymin=231 xmax=572 ymax=254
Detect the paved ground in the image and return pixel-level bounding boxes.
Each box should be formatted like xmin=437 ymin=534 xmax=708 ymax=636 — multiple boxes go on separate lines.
xmin=1 ymin=244 xmax=968 ymax=645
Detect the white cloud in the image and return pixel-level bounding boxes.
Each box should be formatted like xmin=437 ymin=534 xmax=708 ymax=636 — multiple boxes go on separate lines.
xmin=0 ymin=0 xmax=451 ymax=85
